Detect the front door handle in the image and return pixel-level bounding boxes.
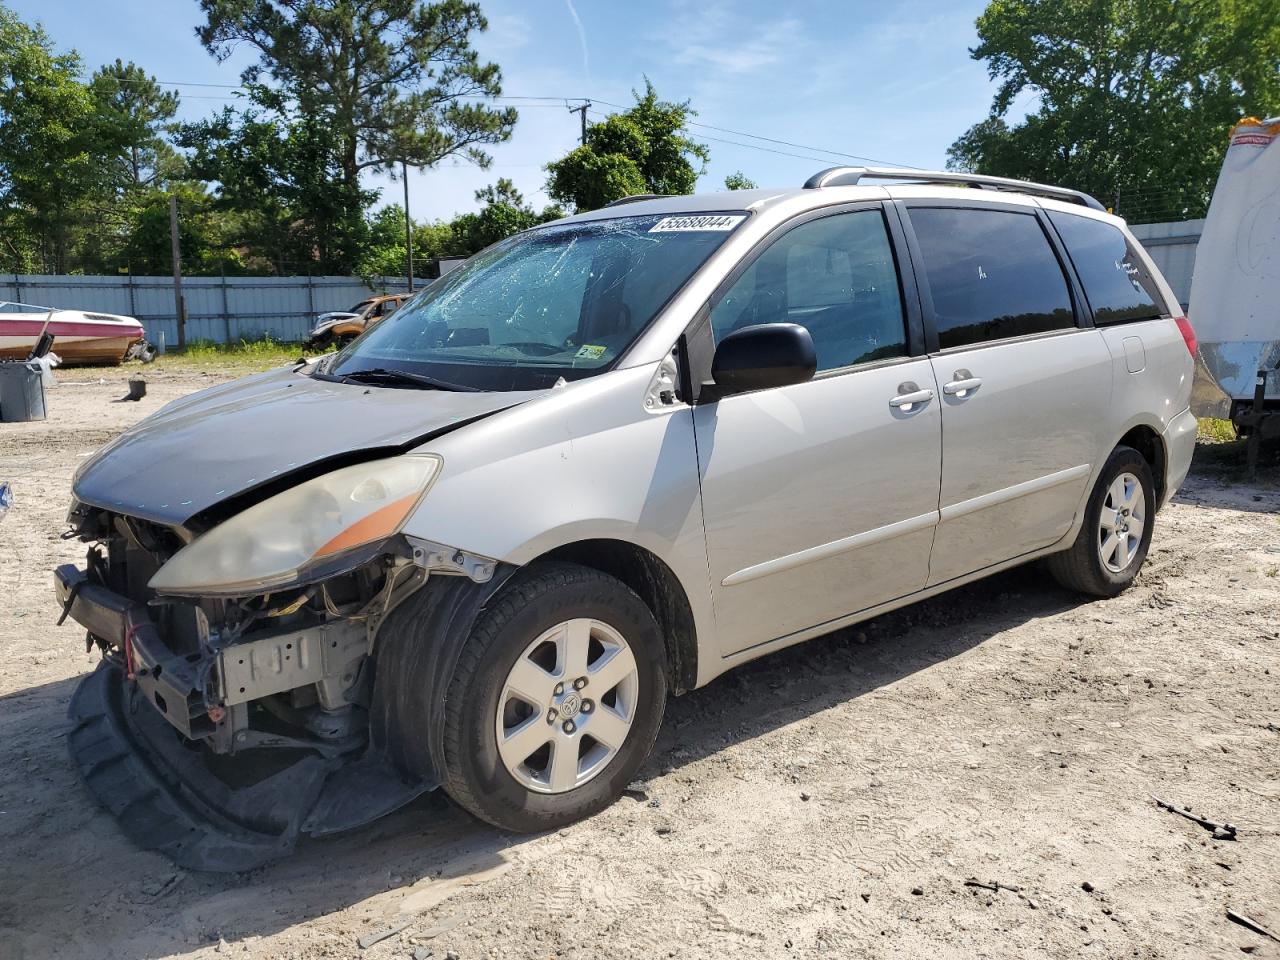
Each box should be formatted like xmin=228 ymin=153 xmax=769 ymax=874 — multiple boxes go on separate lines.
xmin=889 ymin=382 xmax=935 ymax=411
xmin=943 ymin=369 xmax=982 ymax=397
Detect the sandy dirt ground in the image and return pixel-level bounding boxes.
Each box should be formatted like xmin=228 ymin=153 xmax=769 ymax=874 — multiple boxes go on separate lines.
xmin=1 ymin=365 xmax=1278 ymax=960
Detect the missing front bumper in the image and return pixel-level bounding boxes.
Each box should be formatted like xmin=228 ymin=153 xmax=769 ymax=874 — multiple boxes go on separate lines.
xmin=56 ymin=563 xmax=436 ymax=871
xmin=67 ymin=662 xmax=434 ymax=872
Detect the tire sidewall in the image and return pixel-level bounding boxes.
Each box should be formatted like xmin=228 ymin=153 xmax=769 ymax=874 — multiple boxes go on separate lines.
xmin=1086 ymin=447 xmax=1156 ymax=591
xmin=449 ymin=571 xmax=667 ymax=830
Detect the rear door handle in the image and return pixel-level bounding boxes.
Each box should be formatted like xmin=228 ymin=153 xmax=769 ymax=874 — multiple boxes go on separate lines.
xmin=943 ymin=369 xmax=982 ymax=397
xmin=889 ymin=382 xmax=934 ymax=411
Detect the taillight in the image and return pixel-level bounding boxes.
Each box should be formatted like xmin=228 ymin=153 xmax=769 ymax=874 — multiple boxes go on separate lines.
xmin=1174 ymin=316 xmax=1197 ymax=357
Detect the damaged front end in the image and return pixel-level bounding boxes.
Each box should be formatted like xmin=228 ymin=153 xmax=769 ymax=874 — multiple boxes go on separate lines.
xmin=57 ymin=499 xmax=495 ymax=872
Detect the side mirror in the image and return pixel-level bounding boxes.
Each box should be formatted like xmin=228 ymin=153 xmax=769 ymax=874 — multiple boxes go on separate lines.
xmin=709 ymin=323 xmax=817 ymax=396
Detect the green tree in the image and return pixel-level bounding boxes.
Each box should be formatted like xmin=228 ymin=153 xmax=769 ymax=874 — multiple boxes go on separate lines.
xmin=449 ymin=178 xmax=563 ymax=255
xmin=545 ymin=81 xmax=709 ymax=211
xmin=196 ymin=0 xmax=517 ymax=198
xmin=180 ymin=105 xmax=376 ymax=273
xmin=724 ymin=171 xmax=757 ymax=190
xmin=947 ymin=0 xmax=1280 ymax=221
xmin=359 ymin=204 xmax=418 ymax=278
xmin=0 ymin=5 xmax=103 ymax=272
xmin=116 ymin=184 xmax=244 ymax=275
xmin=90 ymin=60 xmax=183 ymax=191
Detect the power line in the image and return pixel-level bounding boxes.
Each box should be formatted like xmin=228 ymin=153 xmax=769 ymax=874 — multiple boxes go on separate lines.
xmin=588 ymin=97 xmax=920 ymax=169
xmin=95 ymin=76 xmax=919 ymax=170
xmin=583 ymin=109 xmax=830 ymax=165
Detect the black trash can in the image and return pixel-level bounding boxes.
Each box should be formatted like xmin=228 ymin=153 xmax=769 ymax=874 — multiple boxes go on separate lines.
xmin=0 ymin=361 xmax=47 ymax=422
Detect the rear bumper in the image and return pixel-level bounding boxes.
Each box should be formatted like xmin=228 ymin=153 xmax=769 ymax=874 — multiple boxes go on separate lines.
xmin=1162 ymin=407 xmax=1198 ymax=506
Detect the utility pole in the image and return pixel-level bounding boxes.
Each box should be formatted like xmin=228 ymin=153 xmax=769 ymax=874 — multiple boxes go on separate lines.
xmin=169 ymin=193 xmax=186 ymax=351
xmin=569 ymin=100 xmax=591 ymax=145
xmin=402 ymin=160 xmax=415 ymax=293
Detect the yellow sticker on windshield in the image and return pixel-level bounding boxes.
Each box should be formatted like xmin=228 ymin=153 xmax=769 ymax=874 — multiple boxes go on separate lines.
xmin=575 ymin=344 xmax=607 ymax=360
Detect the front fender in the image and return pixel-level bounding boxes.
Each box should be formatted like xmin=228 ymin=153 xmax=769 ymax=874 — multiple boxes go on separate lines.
xmin=400 ymin=364 xmax=718 ymax=684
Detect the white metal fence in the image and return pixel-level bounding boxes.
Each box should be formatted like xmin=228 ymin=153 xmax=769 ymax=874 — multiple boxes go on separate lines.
xmin=0 ymin=274 xmax=414 ymax=345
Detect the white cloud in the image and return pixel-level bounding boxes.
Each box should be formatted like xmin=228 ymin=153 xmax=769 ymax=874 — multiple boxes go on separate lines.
xmin=479 ymin=12 xmax=534 ymax=54
xmin=564 ymin=0 xmax=590 ymax=81
xmin=661 ymin=4 xmax=806 ymax=78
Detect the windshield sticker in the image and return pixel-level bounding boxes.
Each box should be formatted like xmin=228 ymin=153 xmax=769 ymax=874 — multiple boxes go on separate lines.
xmin=648 ymin=215 xmax=746 ymax=233
xmin=575 ymin=344 xmax=607 ymax=360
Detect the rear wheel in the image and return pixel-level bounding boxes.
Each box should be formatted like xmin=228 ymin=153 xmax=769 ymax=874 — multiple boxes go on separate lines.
xmin=441 ymin=563 xmax=667 ymax=832
xmin=1047 ymin=445 xmax=1155 ymax=597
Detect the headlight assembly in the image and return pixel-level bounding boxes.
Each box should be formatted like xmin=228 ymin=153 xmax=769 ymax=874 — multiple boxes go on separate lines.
xmin=148 ymin=454 xmax=441 ymax=595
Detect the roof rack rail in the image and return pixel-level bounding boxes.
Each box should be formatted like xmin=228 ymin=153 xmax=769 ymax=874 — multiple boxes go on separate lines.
xmin=603 ymin=193 xmax=670 ymax=207
xmin=802 ymin=166 xmax=1105 ymax=211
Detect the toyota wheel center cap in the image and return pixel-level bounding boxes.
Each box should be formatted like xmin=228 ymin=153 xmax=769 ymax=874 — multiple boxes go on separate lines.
xmin=559 ymin=692 xmax=582 ymax=719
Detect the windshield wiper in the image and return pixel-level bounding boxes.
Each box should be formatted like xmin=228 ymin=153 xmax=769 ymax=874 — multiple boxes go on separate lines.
xmin=337 ymin=367 xmax=478 ymax=392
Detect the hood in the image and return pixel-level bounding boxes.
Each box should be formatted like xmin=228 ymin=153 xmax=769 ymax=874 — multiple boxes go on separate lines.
xmin=313 ymin=311 xmax=358 ymax=328
xmin=74 ymin=367 xmax=538 ymax=527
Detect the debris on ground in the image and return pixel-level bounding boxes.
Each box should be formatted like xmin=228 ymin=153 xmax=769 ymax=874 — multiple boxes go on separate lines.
xmin=1227 ymin=909 xmax=1280 ymax=944
xmin=122 ymin=872 xmax=186 ymax=903
xmin=964 ymin=878 xmax=1022 ymax=894
xmin=0 ymin=481 xmax=10 ymax=522
xmin=1152 ymin=795 xmax=1238 ymax=840
xmin=356 ymin=917 xmax=413 ymax=949
xmin=120 ymin=378 xmax=146 ymax=402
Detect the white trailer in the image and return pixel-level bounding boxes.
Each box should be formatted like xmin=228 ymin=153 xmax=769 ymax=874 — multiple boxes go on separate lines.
xmin=1190 ymin=117 xmax=1280 ymax=450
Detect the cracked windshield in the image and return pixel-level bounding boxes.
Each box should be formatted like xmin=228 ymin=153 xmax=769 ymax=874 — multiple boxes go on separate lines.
xmin=326 ymin=213 xmax=747 ymax=391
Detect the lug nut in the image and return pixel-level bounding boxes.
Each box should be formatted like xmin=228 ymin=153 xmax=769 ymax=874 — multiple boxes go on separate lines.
xmin=554 ymin=682 xmax=565 ymax=696
xmin=562 ymin=720 xmax=576 ymax=734
xmin=573 ymin=677 xmax=587 ymax=691
xmin=546 ymin=708 xmax=558 ymax=724
xmin=580 ymin=700 xmax=593 ymax=713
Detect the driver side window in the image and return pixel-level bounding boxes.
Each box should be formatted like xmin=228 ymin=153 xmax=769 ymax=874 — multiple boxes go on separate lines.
xmin=710 ymin=209 xmax=907 ymax=372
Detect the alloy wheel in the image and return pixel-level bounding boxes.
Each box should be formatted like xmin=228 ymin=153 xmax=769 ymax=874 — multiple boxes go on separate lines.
xmin=494 ymin=618 xmax=640 ymax=794
xmin=1098 ymin=471 xmax=1146 ymax=573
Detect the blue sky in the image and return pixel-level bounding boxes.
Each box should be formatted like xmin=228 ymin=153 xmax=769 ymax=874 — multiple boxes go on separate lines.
xmin=12 ymin=0 xmax=1018 ymax=221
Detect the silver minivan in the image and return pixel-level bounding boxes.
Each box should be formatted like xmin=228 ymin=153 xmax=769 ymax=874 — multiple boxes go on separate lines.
xmin=56 ymin=168 xmax=1198 ymax=870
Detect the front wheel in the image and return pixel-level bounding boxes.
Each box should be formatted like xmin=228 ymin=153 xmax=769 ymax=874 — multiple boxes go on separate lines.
xmin=440 ymin=563 xmax=668 ymax=832
xmin=1046 ymin=445 xmax=1155 ymax=597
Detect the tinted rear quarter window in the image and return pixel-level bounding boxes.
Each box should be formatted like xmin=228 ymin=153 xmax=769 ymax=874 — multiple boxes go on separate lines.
xmin=909 ymin=207 xmax=1075 ymax=349
xmin=1047 ymin=211 xmax=1166 ymax=324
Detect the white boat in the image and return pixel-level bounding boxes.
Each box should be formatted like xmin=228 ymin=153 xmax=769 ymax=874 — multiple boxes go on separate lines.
xmin=0 ymin=301 xmax=147 ymax=365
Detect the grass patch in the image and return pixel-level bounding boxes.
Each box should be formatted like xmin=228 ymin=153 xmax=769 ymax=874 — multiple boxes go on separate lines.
xmin=1197 ymin=417 xmax=1237 ymax=443
xmin=59 ymin=335 xmax=337 ymax=381
xmin=151 ymin=336 xmax=309 ymax=373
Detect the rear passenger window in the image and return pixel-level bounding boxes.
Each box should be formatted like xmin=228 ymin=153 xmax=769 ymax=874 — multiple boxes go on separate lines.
xmin=1047 ymin=212 xmax=1165 ymax=324
xmin=710 ymin=209 xmax=906 ymax=372
xmin=909 ymin=207 xmax=1075 ymax=349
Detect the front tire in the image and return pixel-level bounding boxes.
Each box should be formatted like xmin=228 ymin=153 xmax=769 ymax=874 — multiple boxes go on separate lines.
xmin=440 ymin=563 xmax=667 ymax=832
xmin=1047 ymin=445 xmax=1155 ymax=597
